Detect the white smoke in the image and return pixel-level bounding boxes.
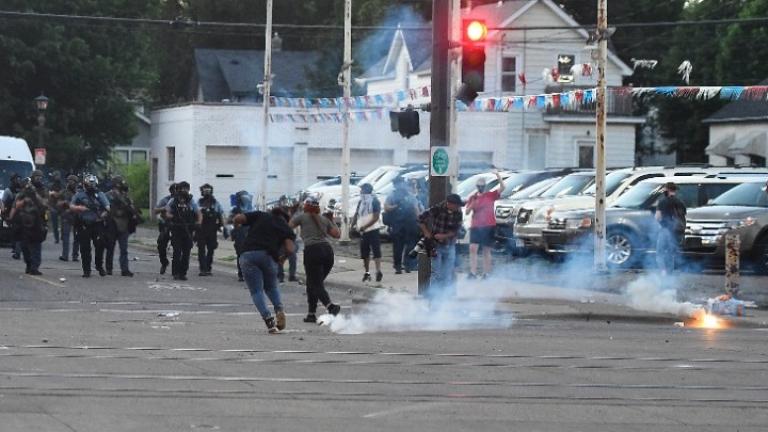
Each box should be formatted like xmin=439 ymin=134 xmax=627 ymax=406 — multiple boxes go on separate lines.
xmin=319 ymin=290 xmax=514 ymax=335
xmin=624 ymin=274 xmax=702 ymax=318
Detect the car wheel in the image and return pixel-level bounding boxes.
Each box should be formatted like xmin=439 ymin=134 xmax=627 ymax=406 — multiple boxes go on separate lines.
xmin=606 ymin=230 xmax=637 ymax=269
xmin=754 ymin=236 xmax=768 ymax=275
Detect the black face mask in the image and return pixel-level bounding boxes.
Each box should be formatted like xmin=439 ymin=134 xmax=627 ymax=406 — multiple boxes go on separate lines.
xmin=32 ymin=178 xmax=43 ymax=187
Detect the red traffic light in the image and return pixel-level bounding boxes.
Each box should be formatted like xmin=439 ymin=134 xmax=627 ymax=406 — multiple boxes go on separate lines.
xmin=464 ymin=19 xmax=487 ymax=43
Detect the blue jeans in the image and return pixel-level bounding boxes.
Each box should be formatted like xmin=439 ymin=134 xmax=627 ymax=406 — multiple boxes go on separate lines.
xmin=277 ymin=251 xmax=297 ymax=280
xmin=106 ymin=231 xmax=130 ymax=273
xmin=429 ymin=242 xmax=456 ymax=298
xmin=61 ymin=219 xmax=80 ymax=259
xmin=239 ymin=250 xmax=283 ymax=319
xmin=656 ymin=228 xmax=680 ymax=273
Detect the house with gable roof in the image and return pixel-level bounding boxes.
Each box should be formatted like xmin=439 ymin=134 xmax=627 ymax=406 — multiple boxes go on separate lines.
xmin=358 ymin=0 xmax=645 ymax=170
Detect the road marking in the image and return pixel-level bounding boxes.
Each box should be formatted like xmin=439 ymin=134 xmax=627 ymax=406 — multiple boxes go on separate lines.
xmin=363 ymin=402 xmax=450 ymax=418
xmin=24 ymin=275 xmax=66 ymax=288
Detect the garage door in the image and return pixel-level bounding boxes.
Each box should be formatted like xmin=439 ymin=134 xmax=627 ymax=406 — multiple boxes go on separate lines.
xmin=206 ymin=146 xmax=294 ymax=207
xmin=408 ymin=150 xmax=430 ymax=165
xmin=307 ymin=148 xmax=394 ymax=180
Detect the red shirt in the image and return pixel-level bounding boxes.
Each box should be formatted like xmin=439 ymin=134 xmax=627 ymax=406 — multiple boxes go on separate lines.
xmin=467 ymin=190 xmax=500 ymax=228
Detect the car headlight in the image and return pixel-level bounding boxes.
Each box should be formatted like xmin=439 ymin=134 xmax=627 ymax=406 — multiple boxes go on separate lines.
xmin=566 ymin=216 xmax=592 ymax=230
xmin=728 ymin=217 xmax=756 ymax=230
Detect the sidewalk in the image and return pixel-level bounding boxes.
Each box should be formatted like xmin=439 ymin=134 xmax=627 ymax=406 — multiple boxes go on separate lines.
xmin=130 ymin=226 xmax=768 ymax=329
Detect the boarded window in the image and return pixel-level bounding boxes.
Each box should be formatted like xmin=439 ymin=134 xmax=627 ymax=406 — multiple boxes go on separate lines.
xmin=167 ymin=147 xmax=175 ymax=181
xmin=578 ymin=144 xmax=594 ymax=168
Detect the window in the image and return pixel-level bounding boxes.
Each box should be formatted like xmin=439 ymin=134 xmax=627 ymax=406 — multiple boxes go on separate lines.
xmin=578 ymin=144 xmax=594 ymax=168
xmin=557 ymin=54 xmax=575 ymax=83
xmin=114 ymin=150 xmax=129 ymax=165
xmin=501 ymin=56 xmax=517 ymax=92
xmin=676 ymin=184 xmax=699 ymax=208
xmin=167 ymin=147 xmax=175 ymax=181
xmin=132 ymin=150 xmax=147 ymax=163
xmin=703 ymin=183 xmax=738 ymax=203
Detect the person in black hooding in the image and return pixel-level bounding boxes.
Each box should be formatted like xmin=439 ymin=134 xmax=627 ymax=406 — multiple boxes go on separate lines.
xmin=232 ymin=207 xmax=296 ymax=334
xmin=228 ymin=190 xmax=253 ymax=282
xmin=165 ymin=181 xmax=202 ymax=281
xmin=197 ymin=183 xmax=227 ymax=276
xmin=655 ymin=182 xmax=687 ymax=276
xmin=70 ymin=175 xmax=111 ymax=278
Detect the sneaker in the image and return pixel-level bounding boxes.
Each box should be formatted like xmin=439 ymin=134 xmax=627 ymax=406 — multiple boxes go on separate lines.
xmin=404 ymin=268 xmax=412 ymax=274
xmin=327 ymin=303 xmax=341 ymax=316
xmin=481 ymin=273 xmax=489 ymax=280
xmin=178 ymin=275 xmax=188 ymax=281
xmin=264 ymin=316 xmax=278 ymax=334
xmin=199 ymin=271 xmax=207 ymax=277
xmin=275 ymin=310 xmax=286 ymax=330
xmin=97 ymin=268 xmax=107 ymax=277
xmin=277 ymin=275 xmax=285 ymax=283
xmin=25 ymin=267 xmax=31 ymax=274
xmin=362 ymin=272 xmax=371 ymax=282
xmin=59 ymin=256 xmax=68 ymax=262
xmin=160 ymin=263 xmax=168 ymax=275
xmin=303 ymin=314 xmax=317 ymax=323
xmin=376 ymin=271 xmax=383 ymax=282
xmin=394 ymin=268 xmax=403 ymax=275
xmin=467 ymin=273 xmax=478 ymax=280
xmin=82 ymin=271 xmax=91 ymax=278
xmin=121 ymin=271 xmax=134 ymax=277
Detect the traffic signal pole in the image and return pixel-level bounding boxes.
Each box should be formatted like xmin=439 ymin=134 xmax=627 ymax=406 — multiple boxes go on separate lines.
xmin=419 ymin=0 xmax=453 ymax=295
xmin=594 ymin=0 xmax=608 ymax=272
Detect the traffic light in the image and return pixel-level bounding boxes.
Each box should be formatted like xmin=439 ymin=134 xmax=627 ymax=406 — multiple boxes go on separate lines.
xmin=389 ymin=109 xmax=420 ymax=139
xmin=458 ymin=19 xmax=487 ymax=104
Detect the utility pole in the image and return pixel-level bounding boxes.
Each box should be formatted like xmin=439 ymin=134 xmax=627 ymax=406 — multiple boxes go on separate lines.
xmin=594 ymin=0 xmax=608 ymax=272
xmin=258 ymin=0 xmax=274 ymax=210
xmin=419 ymin=0 xmax=452 ymax=295
xmin=448 ymin=0 xmax=460 ymax=192
xmin=339 ymin=0 xmax=352 ymax=243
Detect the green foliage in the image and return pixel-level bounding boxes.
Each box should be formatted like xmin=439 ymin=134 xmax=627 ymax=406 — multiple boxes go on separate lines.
xmin=119 ymin=161 xmax=150 ymax=209
xmin=0 ymin=0 xmax=161 ymax=172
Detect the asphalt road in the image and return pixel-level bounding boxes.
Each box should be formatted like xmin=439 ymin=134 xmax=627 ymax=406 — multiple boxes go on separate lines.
xmin=1 ymin=241 xmax=767 ymax=432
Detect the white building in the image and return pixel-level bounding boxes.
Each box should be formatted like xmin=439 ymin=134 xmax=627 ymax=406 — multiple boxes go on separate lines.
xmin=359 ymin=0 xmax=644 ymax=171
xmin=704 ymin=89 xmax=768 ymax=166
xmin=150 ymin=0 xmax=644 ymax=208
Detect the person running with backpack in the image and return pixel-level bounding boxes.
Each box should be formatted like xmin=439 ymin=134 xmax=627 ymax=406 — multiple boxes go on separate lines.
xmin=655 ymin=182 xmax=687 ymax=276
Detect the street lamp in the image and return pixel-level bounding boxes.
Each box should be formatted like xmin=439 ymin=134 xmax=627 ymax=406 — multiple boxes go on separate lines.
xmin=34 ymin=93 xmax=49 ymax=166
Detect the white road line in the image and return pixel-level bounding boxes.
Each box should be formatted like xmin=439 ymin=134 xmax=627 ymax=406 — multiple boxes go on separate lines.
xmin=363 ymin=402 xmax=450 ymax=418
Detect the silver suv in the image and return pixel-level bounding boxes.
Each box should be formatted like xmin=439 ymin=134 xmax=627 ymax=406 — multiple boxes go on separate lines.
xmin=683 ymin=179 xmax=768 ymax=273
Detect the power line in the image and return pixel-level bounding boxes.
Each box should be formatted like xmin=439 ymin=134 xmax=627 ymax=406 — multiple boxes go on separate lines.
xmin=2 ymin=9 xmax=768 ymax=32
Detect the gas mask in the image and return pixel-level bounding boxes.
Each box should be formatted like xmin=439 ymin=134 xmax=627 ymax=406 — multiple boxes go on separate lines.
xmin=201 ymin=188 xmax=213 ymax=197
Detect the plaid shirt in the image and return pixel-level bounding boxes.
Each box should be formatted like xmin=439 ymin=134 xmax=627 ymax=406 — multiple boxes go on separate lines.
xmin=419 ymin=203 xmax=462 ymax=238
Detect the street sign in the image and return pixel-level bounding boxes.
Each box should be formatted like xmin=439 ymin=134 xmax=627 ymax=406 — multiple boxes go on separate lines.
xmin=34 ymin=148 xmax=46 ymax=165
xmin=430 ymin=147 xmax=451 ymax=176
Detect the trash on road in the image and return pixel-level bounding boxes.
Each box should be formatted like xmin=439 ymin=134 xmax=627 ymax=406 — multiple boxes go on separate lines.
xmin=706 ymin=294 xmax=745 ymax=317
xmin=157 ymin=311 xmax=181 ymax=318
xmin=673 ymin=322 xmax=685 ymax=327
xmin=59 ymin=278 xmax=67 ymax=282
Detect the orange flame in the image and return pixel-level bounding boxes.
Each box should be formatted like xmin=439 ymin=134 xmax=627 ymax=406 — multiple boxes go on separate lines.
xmin=689 ymin=309 xmax=727 ymax=329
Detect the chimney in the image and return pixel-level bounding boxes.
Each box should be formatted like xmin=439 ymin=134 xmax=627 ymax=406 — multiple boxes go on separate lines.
xmin=272 ymin=32 xmax=282 ymax=52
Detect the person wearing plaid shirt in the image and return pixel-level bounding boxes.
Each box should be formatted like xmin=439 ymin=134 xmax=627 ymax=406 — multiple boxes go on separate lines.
xmin=418 ymin=193 xmax=463 ymax=296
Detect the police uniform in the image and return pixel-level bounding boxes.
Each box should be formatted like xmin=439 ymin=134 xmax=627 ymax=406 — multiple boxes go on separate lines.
xmin=58 ymin=176 xmax=81 ymax=262
xmin=12 ymin=184 xmax=48 ymax=275
xmin=105 ymin=178 xmax=138 ymax=276
xmin=197 ymin=190 xmax=224 ymax=276
xmin=166 ymin=192 xmax=200 ymax=280
xmin=71 ymin=182 xmax=111 ymax=277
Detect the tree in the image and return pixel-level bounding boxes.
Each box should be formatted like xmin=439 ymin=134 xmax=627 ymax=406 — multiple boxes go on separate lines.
xmin=0 ymin=0 xmax=161 ymax=172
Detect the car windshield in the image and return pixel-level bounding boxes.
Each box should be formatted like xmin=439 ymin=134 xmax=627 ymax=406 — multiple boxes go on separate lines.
xmin=456 ymin=173 xmax=495 ymax=200
xmin=540 ymin=175 xmax=595 ymax=198
xmin=307 ymin=177 xmax=339 ymax=189
xmin=372 ymin=169 xmax=404 ymax=191
xmin=510 ymin=177 xmax=560 ymax=200
xmin=611 ymin=182 xmax=660 ymax=209
xmin=710 ymin=182 xmax=768 ymax=207
xmin=583 ymin=171 xmax=633 ymax=196
xmin=499 ymin=173 xmax=544 ymax=199
xmin=0 ymin=160 xmax=34 ymax=190
xmin=358 ymin=167 xmax=392 ymax=186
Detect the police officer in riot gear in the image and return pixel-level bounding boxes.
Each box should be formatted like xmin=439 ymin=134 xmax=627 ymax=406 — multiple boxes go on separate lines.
xmin=57 ymin=175 xmax=81 ymax=262
xmin=70 ymin=175 xmax=111 ymax=278
xmin=165 ymin=181 xmax=201 ymax=281
xmin=9 ymin=179 xmax=48 ymax=275
xmin=2 ymin=173 xmax=24 ymax=260
xmin=197 ymin=183 xmax=227 ymax=276
xmin=228 ymin=190 xmax=253 ymax=282
xmin=105 ymin=176 xmax=140 ymax=277
xmin=153 ymin=183 xmax=176 ymax=274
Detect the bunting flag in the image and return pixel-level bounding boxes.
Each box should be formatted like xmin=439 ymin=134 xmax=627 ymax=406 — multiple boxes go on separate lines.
xmin=270 ymin=85 xmax=431 ymax=109
xmin=269 ymin=85 xmax=768 ymax=123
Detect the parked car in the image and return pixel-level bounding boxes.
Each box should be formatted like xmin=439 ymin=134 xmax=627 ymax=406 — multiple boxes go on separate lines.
xmin=305 ymin=174 xmax=363 ymax=192
xmin=683 ymin=179 xmax=768 ymax=273
xmin=543 ymin=176 xmax=747 ymax=268
xmin=512 ymin=166 xmax=718 ymax=253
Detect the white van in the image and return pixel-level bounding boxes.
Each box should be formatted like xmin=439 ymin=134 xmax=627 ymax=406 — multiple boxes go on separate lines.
xmin=1 ymin=136 xmax=35 ymax=244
